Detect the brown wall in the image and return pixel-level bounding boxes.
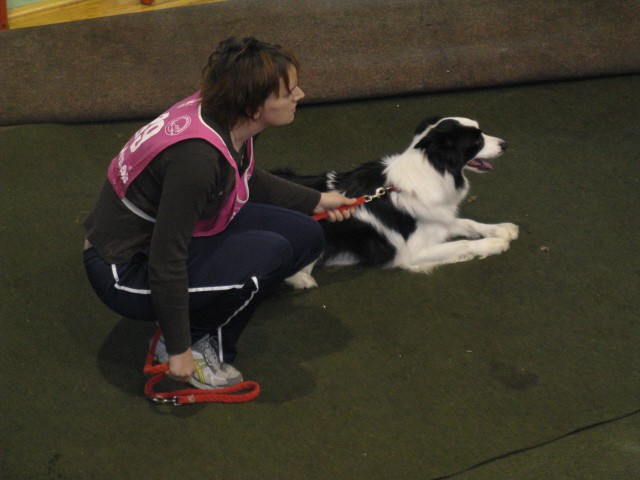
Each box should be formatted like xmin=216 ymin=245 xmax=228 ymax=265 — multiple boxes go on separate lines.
xmin=1 ymin=0 xmax=639 ymax=125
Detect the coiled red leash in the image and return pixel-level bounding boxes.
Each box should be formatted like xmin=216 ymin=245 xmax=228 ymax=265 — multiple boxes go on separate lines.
xmin=311 ymin=186 xmax=396 ymax=221
xmin=143 ymin=328 xmax=260 ymax=405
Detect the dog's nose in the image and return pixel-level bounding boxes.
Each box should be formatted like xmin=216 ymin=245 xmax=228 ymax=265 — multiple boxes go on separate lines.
xmin=500 ymin=140 xmax=508 ymax=150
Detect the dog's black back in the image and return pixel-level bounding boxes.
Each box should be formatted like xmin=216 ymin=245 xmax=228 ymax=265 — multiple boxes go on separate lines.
xmin=273 ymin=161 xmax=416 ymax=266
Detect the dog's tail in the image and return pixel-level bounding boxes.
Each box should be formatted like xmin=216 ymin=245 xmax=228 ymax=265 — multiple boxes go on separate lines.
xmin=271 ymin=168 xmax=328 ymax=191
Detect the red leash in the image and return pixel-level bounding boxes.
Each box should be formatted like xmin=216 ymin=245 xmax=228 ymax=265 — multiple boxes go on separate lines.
xmin=312 ymin=196 xmax=366 ymax=221
xmin=143 ymin=328 xmax=260 ymax=405
xmin=311 ymin=186 xmax=395 ymax=221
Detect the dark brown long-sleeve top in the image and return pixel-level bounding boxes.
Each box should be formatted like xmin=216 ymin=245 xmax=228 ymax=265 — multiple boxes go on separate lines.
xmin=84 ymin=119 xmax=321 ymax=355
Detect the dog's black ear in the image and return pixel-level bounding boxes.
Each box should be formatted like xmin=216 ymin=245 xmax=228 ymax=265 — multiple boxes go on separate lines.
xmin=414 ymin=125 xmax=453 ymax=153
xmin=414 ymin=134 xmax=432 ymax=153
xmin=414 ymin=116 xmax=442 ymax=135
xmin=415 ymin=128 xmax=467 ymax=189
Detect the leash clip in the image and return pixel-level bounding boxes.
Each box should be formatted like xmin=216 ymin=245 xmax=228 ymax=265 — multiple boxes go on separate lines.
xmin=151 ymin=396 xmax=179 ymax=405
xmin=364 ymin=187 xmax=390 ymax=202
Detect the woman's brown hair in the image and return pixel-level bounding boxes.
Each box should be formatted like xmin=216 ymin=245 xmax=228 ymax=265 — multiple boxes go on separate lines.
xmin=200 ymin=37 xmax=300 ymax=128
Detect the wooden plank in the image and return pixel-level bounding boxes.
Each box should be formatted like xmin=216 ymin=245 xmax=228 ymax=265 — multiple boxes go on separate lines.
xmin=8 ymin=0 xmax=222 ymax=29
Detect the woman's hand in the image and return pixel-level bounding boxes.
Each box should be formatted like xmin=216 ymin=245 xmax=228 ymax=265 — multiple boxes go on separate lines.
xmin=167 ymin=349 xmax=196 ymax=383
xmin=313 ymin=192 xmax=358 ymax=222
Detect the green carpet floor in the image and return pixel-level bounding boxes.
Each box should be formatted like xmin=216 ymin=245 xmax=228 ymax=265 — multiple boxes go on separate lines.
xmin=2 ymin=75 xmax=639 ymax=479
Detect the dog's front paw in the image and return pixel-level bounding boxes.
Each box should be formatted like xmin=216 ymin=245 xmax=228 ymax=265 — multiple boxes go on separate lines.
xmin=492 ymin=223 xmax=519 ymax=241
xmin=285 ymin=271 xmax=318 ymax=290
xmin=474 ymin=237 xmax=511 ymax=259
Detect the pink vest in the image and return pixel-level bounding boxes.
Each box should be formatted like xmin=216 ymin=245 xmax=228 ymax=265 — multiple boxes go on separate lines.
xmin=107 ymin=92 xmax=254 ymax=237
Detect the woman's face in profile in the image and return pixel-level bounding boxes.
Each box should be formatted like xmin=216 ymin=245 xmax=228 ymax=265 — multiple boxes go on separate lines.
xmin=258 ymin=68 xmax=305 ymax=127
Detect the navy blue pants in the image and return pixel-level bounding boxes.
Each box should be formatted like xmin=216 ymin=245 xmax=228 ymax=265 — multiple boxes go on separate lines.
xmin=84 ymin=203 xmax=324 ymax=362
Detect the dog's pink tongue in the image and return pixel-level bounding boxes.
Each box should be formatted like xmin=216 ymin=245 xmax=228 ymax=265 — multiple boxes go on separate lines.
xmin=469 ymin=159 xmax=494 ymax=171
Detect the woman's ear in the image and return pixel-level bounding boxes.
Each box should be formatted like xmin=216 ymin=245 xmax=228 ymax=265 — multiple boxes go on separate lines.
xmin=251 ymin=107 xmax=263 ymax=121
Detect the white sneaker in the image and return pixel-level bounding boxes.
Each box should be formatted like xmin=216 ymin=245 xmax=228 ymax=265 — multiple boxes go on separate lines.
xmin=190 ymin=335 xmax=243 ymax=389
xmin=152 ymin=334 xmax=242 ymax=389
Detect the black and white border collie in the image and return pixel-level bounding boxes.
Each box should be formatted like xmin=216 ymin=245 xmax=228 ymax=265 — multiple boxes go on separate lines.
xmin=281 ymin=116 xmax=519 ymax=289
